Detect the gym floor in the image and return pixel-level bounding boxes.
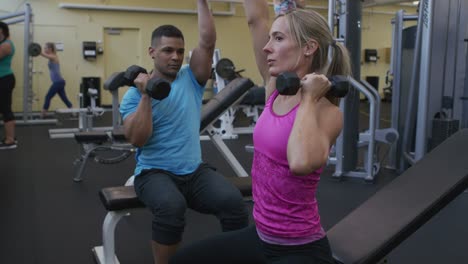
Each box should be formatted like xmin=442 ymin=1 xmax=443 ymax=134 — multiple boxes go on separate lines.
xmin=1 ymin=101 xmax=468 ymax=264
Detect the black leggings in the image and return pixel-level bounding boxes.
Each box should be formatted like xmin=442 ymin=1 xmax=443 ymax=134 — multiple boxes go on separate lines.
xmin=169 ymin=225 xmax=336 ymax=264
xmin=43 ymin=80 xmax=72 ymax=110
xmin=0 ymin=74 xmax=15 ymax=122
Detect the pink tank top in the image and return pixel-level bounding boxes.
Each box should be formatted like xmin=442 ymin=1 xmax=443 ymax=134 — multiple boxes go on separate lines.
xmin=252 ymin=90 xmax=325 ymax=244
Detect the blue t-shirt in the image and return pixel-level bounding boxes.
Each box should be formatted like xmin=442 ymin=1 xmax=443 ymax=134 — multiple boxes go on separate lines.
xmin=120 ymin=65 xmax=204 ymax=176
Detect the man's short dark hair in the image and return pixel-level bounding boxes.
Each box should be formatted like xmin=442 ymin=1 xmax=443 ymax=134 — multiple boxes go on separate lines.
xmin=0 ymin=21 xmax=10 ymax=38
xmin=151 ymin=25 xmax=184 ymax=46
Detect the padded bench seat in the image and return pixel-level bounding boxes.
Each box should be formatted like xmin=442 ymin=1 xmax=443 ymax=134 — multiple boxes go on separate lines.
xmin=328 ymin=129 xmax=468 ymax=264
xmin=74 ymin=131 xmax=109 ymax=143
xmin=99 ymin=176 xmax=252 ymax=212
xmin=99 ymin=186 xmax=144 ymax=211
xmin=239 ymin=86 xmax=265 ymax=106
xmin=111 ymin=129 xmax=127 ymax=141
xmin=74 ymin=130 xmax=128 ymax=143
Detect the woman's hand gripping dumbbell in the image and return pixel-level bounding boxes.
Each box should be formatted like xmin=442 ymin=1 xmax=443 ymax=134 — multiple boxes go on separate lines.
xmin=124 ymin=65 xmax=171 ymax=100
xmin=276 ymin=72 xmax=349 ymax=98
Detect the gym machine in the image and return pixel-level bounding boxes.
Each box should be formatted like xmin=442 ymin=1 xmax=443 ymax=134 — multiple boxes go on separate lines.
xmin=202 ymin=49 xmax=264 ymax=140
xmin=329 ymin=76 xmax=398 ymax=182
xmin=326 ymin=0 xmax=399 ymax=182
xmin=388 ymin=0 xmax=468 ymax=174
xmin=48 ymin=89 xmax=109 ymax=139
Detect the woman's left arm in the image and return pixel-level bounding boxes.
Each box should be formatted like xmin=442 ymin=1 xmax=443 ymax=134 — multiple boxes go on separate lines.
xmin=287 ymin=74 xmax=343 ymax=175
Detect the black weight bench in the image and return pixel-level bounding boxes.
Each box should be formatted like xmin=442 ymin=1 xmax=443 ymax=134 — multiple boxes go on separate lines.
xmin=328 ymin=129 xmax=468 ymax=264
xmin=93 ymin=77 xmax=255 ymax=264
xmin=239 ymin=86 xmax=265 ymax=106
xmin=74 ymin=130 xmax=110 ymax=143
xmin=99 ymin=177 xmax=253 ymax=212
xmin=73 ymin=129 xmax=133 ymax=182
xmin=74 ymin=129 xmax=127 ymax=144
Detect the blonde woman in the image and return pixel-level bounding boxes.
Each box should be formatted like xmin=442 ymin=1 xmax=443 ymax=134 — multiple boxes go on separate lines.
xmin=170 ymin=0 xmax=351 ymax=263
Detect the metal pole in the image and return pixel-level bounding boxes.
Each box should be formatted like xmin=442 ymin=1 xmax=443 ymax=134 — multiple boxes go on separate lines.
xmin=0 ymin=11 xmax=26 ymax=20
xmin=387 ymin=10 xmax=404 ymax=170
xmin=328 ymin=0 xmax=335 ymax=32
xmin=340 ymin=0 xmax=361 ymax=172
xmin=463 ymin=38 xmax=468 ymax=128
xmin=350 ymin=78 xmax=376 ymax=181
xmin=450 ymin=0 xmax=462 ymax=119
xmin=390 ymin=14 xmax=418 ymax=23
xmin=22 ymin=3 xmax=33 ymax=122
xmin=414 ymin=0 xmax=434 ymax=160
xmin=400 ymin=7 xmax=423 ymax=169
xmin=4 ymin=17 xmax=25 ymax=25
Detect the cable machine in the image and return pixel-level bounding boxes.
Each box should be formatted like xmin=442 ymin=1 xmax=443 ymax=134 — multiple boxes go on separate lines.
xmin=389 ymin=0 xmax=468 ymax=173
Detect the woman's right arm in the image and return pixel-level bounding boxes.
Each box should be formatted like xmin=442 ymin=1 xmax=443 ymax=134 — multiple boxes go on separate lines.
xmin=243 ymin=0 xmax=275 ymax=99
xmin=0 ymin=41 xmax=12 ymax=59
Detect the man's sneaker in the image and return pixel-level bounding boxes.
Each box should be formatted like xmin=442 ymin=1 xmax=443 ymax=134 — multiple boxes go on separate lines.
xmin=0 ymin=140 xmax=17 ymax=150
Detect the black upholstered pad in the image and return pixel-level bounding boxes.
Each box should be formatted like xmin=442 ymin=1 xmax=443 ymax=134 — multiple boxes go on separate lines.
xmin=200 ymin=78 xmax=254 ymax=132
xmin=111 ymin=128 xmax=127 ymax=141
xmin=74 ymin=131 xmax=109 ymax=143
xmin=99 ymin=176 xmax=252 ymax=211
xmin=328 ymin=129 xmax=468 ymax=264
xmin=99 ymin=186 xmax=144 ymax=211
xmin=239 ymin=86 xmax=265 ymax=106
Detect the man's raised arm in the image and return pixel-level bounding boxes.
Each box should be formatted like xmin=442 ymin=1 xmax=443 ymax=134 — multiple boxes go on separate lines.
xmin=190 ymin=0 xmax=216 ymax=85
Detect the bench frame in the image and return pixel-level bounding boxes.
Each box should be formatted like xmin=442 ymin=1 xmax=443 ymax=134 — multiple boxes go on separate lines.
xmin=93 ymin=177 xmax=135 ymax=264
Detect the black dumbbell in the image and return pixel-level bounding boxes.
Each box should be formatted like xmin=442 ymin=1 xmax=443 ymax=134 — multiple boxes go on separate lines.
xmin=28 ymin=42 xmax=41 ymax=57
xmin=123 ymin=65 xmax=171 ymax=100
xmin=103 ymin=72 xmax=126 ymax=91
xmin=276 ymin=72 xmax=349 ymax=98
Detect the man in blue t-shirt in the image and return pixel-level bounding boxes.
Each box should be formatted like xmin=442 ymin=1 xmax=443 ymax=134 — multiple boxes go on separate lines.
xmin=119 ymin=1 xmax=248 ymax=263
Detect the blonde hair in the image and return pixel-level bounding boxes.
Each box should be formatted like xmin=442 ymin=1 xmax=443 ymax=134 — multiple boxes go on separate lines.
xmin=278 ymin=9 xmax=352 ymax=104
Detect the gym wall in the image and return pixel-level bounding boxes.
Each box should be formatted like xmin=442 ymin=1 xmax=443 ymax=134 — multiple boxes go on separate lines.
xmin=1 ymin=0 xmax=415 ymax=112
